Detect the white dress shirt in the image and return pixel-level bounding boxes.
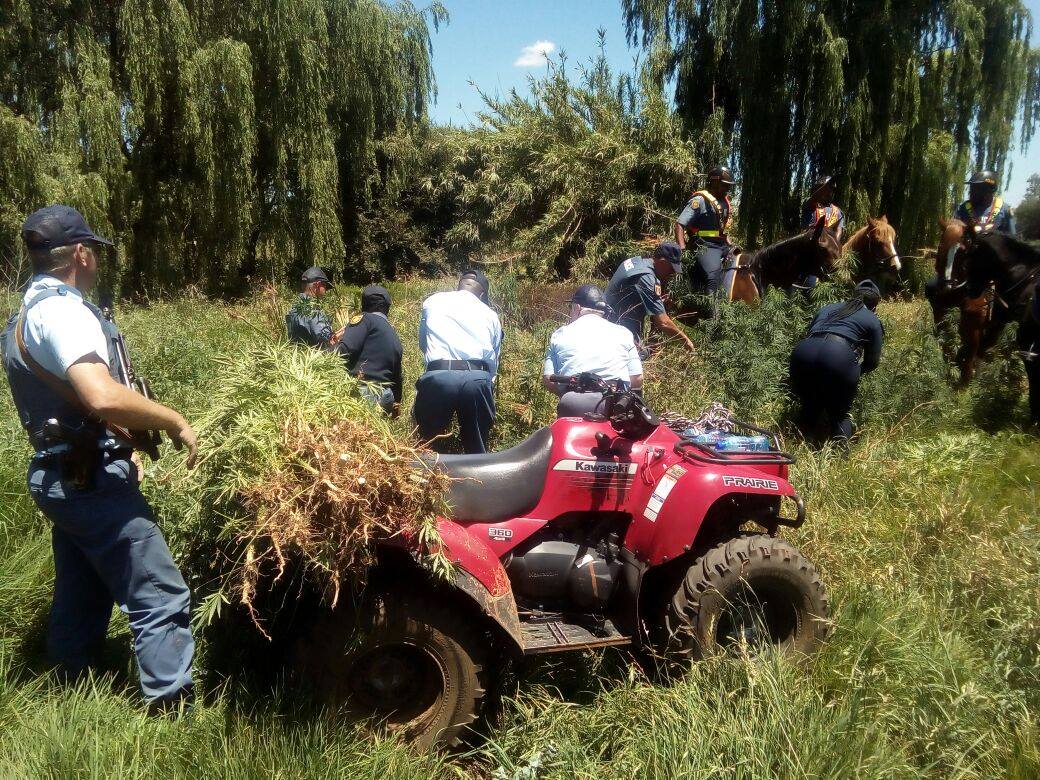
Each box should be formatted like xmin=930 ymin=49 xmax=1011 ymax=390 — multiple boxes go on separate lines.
xmin=542 ymin=312 xmax=642 ymax=382
xmin=20 ymin=275 xmax=110 ymax=379
xmin=419 ymin=290 xmax=503 ymax=377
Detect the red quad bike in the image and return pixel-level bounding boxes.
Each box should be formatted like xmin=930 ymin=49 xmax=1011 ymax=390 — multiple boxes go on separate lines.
xmin=298 ymin=374 xmax=830 ymax=748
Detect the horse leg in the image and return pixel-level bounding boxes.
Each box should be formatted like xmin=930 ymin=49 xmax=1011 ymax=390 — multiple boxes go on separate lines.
xmin=956 ymin=305 xmax=984 ymax=387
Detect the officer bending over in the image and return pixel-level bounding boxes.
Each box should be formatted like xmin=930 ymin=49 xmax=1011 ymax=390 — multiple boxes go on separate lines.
xmin=415 ymin=270 xmax=502 ymax=454
xmin=337 ymin=284 xmax=402 ymax=415
xmin=605 ymin=241 xmax=695 ymax=353
xmin=674 ymin=167 xmax=736 ymax=295
xmin=286 ymin=266 xmax=340 ymax=349
xmin=543 ymin=284 xmax=643 ymax=417
xmin=1 ymin=206 xmax=198 ymax=712
xmin=789 ymin=279 xmax=884 ymax=445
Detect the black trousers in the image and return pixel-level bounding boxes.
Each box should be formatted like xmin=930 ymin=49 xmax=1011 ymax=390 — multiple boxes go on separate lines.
xmin=413 ymin=369 xmax=495 ymax=454
xmin=789 ymin=336 xmax=861 ymax=442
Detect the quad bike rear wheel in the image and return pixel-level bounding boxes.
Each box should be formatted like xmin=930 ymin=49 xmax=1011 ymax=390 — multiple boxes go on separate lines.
xmin=296 ymin=590 xmax=489 ymax=749
xmin=657 ymin=534 xmax=830 ymax=669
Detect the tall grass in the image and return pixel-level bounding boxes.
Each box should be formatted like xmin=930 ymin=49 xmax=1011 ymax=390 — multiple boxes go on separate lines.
xmin=0 ymin=279 xmax=1037 ymax=777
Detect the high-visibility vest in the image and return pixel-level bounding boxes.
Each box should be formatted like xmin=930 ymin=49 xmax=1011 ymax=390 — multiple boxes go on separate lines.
xmin=964 ymin=196 xmax=1003 ymax=229
xmin=687 ymin=190 xmax=731 ymax=237
xmin=811 ymin=204 xmax=843 ymax=228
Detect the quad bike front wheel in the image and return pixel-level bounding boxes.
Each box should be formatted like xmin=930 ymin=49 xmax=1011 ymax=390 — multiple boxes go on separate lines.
xmin=657 ymin=534 xmax=830 ymax=669
xmin=296 ymin=590 xmax=489 ymax=749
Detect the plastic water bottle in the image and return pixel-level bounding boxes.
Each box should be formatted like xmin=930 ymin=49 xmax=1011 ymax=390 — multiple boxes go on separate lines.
xmin=687 ymin=429 xmax=725 ymax=446
xmin=714 ymin=434 xmax=772 ymax=452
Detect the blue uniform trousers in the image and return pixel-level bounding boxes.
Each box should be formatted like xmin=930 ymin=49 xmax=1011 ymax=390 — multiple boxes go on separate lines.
xmin=414 ymin=369 xmax=495 ymax=454
xmin=28 ymin=453 xmax=194 ymax=703
xmin=359 ymin=383 xmax=395 ymax=414
xmin=789 ymin=336 xmax=861 ymax=442
xmin=691 ymin=243 xmax=729 ymax=294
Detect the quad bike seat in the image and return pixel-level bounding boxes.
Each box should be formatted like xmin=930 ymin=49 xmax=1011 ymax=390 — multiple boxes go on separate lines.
xmin=426 ymin=427 xmax=553 ymax=522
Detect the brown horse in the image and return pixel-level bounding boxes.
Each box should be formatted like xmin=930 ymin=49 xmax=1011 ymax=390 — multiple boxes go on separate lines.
xmin=926 ymin=219 xmax=1001 ymax=386
xmin=842 ymin=216 xmax=901 ymax=286
xmin=722 ymin=217 xmax=842 ymax=304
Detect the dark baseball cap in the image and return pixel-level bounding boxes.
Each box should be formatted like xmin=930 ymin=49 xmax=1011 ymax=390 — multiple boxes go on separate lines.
xmin=653 ymin=241 xmax=683 ymax=272
xmin=361 ymin=284 xmax=391 ymax=311
xmin=300 ymin=266 xmax=333 ymax=286
xmin=567 ymin=283 xmax=608 ymax=310
xmin=855 ymin=278 xmax=881 ymax=301
xmin=22 ymin=205 xmax=113 ymax=252
xmin=459 ymin=268 xmax=490 ymax=298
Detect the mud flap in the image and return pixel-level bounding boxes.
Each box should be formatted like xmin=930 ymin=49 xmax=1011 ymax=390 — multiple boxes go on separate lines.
xmin=451 ymin=568 xmax=524 ymax=654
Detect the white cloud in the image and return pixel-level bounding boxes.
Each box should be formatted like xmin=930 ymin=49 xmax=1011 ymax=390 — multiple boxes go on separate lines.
xmin=514 ymin=40 xmax=556 ymax=67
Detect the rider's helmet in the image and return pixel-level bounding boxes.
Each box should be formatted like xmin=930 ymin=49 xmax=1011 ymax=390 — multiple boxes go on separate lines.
xmin=966 ymin=170 xmax=999 ymax=189
xmin=707 ymin=166 xmax=736 ymax=185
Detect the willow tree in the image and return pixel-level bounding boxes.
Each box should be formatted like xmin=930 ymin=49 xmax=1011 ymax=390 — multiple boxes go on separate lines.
xmin=623 ymin=0 xmax=1040 ymax=249
xmin=0 ymin=0 xmax=442 ymax=295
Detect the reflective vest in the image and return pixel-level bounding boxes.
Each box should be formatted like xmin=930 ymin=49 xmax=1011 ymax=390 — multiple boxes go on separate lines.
xmin=964 ymin=196 xmax=1003 ymax=230
xmin=810 ymin=204 xmax=842 ymax=229
xmin=687 ymin=190 xmax=731 ymax=238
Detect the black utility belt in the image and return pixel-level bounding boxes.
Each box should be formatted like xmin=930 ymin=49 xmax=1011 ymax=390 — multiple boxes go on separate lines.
xmin=33 ymin=447 xmax=134 ymax=469
xmin=811 ymin=332 xmax=854 ymax=347
xmin=426 ymin=359 xmax=489 ymax=372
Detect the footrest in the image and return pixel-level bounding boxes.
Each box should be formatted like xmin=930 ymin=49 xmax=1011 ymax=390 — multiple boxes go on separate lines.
xmin=520 ymin=618 xmax=631 ymax=655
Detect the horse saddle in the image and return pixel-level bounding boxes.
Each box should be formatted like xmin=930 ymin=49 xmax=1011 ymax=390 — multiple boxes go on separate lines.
xmin=721 ymin=251 xmax=761 ymax=302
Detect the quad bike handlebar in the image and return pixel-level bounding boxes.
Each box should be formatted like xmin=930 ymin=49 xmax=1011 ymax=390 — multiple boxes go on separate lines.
xmin=548 ymin=372 xmax=659 ymax=440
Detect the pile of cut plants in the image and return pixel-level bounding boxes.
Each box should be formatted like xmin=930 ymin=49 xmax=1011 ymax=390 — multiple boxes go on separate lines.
xmin=164 ymin=341 xmax=452 ymax=637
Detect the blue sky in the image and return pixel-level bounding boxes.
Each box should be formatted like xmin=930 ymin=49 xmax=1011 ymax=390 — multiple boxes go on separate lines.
xmin=428 ymin=0 xmax=1039 ymax=202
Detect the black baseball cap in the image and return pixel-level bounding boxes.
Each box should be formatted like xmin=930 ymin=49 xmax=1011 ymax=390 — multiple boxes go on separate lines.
xmin=22 ymin=205 xmax=113 ymax=252
xmin=459 ymin=268 xmax=490 ymax=298
xmin=361 ymin=284 xmax=391 ymax=311
xmin=300 ymin=266 xmax=333 ymax=286
xmin=653 ymin=241 xmax=683 ymax=272
xmin=567 ymin=284 xmax=608 ymax=310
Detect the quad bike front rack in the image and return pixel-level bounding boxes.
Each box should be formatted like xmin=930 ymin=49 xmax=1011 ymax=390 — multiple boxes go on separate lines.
xmin=664 ymin=413 xmax=797 ymax=466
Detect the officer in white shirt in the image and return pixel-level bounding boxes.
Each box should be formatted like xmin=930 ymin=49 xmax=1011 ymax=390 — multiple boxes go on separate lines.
xmin=415 ymin=269 xmax=503 ymax=453
xmin=543 ymin=284 xmax=643 ymax=417
xmin=1 ymin=205 xmax=198 ymax=714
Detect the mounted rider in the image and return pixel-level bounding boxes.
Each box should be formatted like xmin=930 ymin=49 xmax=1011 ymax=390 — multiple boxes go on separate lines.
xmin=925 ymin=169 xmax=1017 ymax=307
xmin=801 ymin=175 xmax=845 ymax=240
xmin=955 ymin=170 xmax=1016 ymax=236
xmin=674 ymin=167 xmax=736 ymax=295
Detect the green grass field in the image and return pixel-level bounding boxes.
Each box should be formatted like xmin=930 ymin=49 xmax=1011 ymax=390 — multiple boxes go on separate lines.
xmin=0 ymin=279 xmax=1037 ymax=778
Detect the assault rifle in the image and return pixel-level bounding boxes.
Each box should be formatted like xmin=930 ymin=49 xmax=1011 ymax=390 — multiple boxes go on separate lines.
xmin=101 ymin=307 xmax=163 ymax=460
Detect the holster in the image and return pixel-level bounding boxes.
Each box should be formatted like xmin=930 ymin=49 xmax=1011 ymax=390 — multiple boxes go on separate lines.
xmin=38 ymin=419 xmax=105 ymax=491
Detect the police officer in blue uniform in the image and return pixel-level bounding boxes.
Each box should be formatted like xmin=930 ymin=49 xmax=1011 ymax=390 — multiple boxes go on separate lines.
xmin=337 ymin=285 xmax=403 ymax=415
xmin=674 ymin=167 xmax=736 ymax=294
xmin=925 ymin=170 xmax=1018 ymax=306
xmin=415 ymin=270 xmax=503 ymax=454
xmin=543 ymin=284 xmax=643 ymax=417
xmin=1 ymin=206 xmax=198 ymax=713
xmin=789 ymin=279 xmax=884 ymax=444
xmin=285 ymin=267 xmax=340 ymax=349
xmin=605 ymin=242 xmax=695 ymax=353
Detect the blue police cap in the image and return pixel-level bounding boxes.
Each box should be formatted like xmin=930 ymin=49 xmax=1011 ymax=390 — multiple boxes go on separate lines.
xmin=653 ymin=241 xmax=683 ymax=272
xmin=300 ymin=266 xmax=333 ymax=287
xmin=362 ymin=284 xmax=391 ymax=311
xmin=22 ymin=205 xmax=113 ymax=252
xmin=459 ymin=268 xmax=490 ymax=299
xmin=855 ymin=279 xmax=881 ymax=301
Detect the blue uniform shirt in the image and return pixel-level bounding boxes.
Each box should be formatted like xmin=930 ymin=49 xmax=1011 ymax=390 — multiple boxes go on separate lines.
xmin=605 ymin=257 xmax=665 ymax=340
xmin=676 ymin=191 xmax=731 ymax=246
xmin=955 ymin=197 xmax=1016 ymax=235
xmin=542 ymin=313 xmax=643 ymax=383
xmin=419 ymin=290 xmax=502 ymax=377
xmin=285 ymin=294 xmax=334 ymax=348
xmin=338 ymin=311 xmax=404 ymax=402
xmin=807 ymin=301 xmax=885 ymax=373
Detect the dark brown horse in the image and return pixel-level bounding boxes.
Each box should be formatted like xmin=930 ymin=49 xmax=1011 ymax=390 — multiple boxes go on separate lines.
xmin=927 ymin=219 xmax=1005 ymax=385
xmin=963 ymin=231 xmax=1040 ymax=421
xmin=721 ymin=217 xmax=842 ymax=304
xmin=842 ymin=216 xmax=902 ymax=287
